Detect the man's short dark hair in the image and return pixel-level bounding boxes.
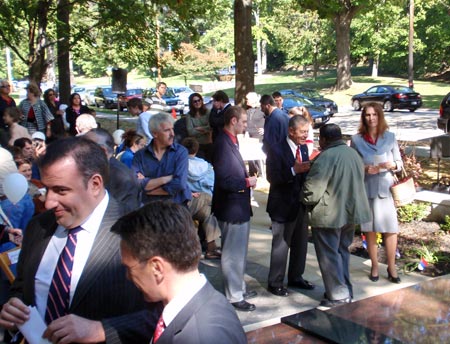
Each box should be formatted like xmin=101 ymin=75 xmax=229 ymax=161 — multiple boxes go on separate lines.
xmin=156 ymin=81 xmax=167 ymax=89
xmin=260 ymin=94 xmax=275 ymax=106
xmin=84 ymin=128 xmax=115 ymax=156
xmin=272 ymin=91 xmax=282 ymax=99
xmin=181 ymin=137 xmax=199 ymax=155
xmin=319 ymin=123 xmax=342 ymax=142
xmin=37 ymin=137 xmax=109 ymax=187
xmin=127 ymin=98 xmax=143 ymax=111
xmin=111 ymin=201 xmax=202 ymax=272
xmin=212 ymin=90 xmax=229 ymax=103
xmin=13 ymin=137 xmax=32 ymax=149
xmin=224 ymin=106 xmax=245 ymax=126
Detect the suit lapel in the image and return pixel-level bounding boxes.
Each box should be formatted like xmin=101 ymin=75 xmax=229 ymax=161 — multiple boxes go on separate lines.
xmin=160 ymin=282 xmax=215 ymax=341
xmin=70 ymin=198 xmax=122 ymax=311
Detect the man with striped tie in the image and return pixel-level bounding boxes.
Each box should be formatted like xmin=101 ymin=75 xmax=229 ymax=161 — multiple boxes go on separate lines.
xmin=0 ymin=137 xmax=157 ymax=343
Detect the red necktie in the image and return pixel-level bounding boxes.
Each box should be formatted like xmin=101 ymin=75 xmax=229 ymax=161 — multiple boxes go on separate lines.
xmin=295 ymin=145 xmax=302 ymax=163
xmin=153 ymin=314 xmax=165 ymax=343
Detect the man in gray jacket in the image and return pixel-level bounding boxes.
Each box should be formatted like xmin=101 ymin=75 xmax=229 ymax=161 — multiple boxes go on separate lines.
xmin=302 ymin=123 xmax=371 ymax=308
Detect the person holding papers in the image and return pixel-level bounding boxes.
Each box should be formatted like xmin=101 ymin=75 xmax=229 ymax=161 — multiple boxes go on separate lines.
xmin=351 ymin=103 xmax=403 ymax=284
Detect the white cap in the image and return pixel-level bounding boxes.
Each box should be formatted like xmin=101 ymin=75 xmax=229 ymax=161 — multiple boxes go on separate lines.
xmin=31 ymin=131 xmax=46 ymax=141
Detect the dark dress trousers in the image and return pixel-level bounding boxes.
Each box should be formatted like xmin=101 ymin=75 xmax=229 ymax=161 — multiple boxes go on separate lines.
xmin=266 ymin=139 xmax=309 ymax=285
xmin=10 ymin=198 xmax=158 ymax=344
xmin=157 ymin=282 xmax=246 ymax=344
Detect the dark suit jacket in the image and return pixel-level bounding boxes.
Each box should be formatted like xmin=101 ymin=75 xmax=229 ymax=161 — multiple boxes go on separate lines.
xmin=266 ymin=139 xmax=309 ymax=223
xmin=10 ymin=197 xmax=157 ymax=344
xmin=212 ymin=131 xmax=252 ymax=223
xmin=209 ymin=103 xmax=231 ymax=141
xmin=107 ymin=157 xmax=140 ymax=214
xmin=158 ymin=282 xmax=246 ymax=344
xmin=262 ymin=108 xmax=289 ymax=153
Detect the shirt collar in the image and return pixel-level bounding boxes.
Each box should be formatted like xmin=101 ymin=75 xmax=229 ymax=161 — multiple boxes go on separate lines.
xmin=224 ymin=129 xmax=238 ymax=145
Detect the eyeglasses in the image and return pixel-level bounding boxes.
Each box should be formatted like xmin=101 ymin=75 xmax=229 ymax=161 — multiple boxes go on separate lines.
xmin=0 ymin=85 xmax=11 ymax=88
xmin=192 ymin=99 xmax=202 ymax=104
xmin=48 ymin=93 xmax=55 ymax=96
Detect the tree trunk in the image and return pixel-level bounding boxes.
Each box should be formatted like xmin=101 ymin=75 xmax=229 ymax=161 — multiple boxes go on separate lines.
xmin=334 ymin=13 xmax=353 ymax=90
xmin=261 ymin=40 xmax=267 ymax=72
xmin=28 ymin=1 xmax=51 ymax=86
xmin=57 ymin=0 xmax=71 ymax=104
xmin=371 ymin=55 xmax=379 ymax=77
xmin=234 ymin=0 xmax=254 ymax=106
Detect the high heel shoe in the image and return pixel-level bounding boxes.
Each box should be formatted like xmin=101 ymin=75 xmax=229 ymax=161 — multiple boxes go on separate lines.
xmin=387 ymin=268 xmax=401 ymax=283
xmin=369 ymin=267 xmax=379 ymax=282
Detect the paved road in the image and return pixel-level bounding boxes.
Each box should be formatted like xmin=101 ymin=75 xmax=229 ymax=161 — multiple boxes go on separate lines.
xmin=97 ymin=106 xmax=445 ymax=143
xmin=329 ymin=106 xmax=444 ymax=142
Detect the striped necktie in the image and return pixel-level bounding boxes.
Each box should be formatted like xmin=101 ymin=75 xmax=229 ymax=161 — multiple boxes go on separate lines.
xmin=45 ymin=226 xmax=83 ymax=324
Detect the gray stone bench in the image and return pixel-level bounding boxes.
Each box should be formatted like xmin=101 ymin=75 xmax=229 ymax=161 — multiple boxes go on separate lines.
xmin=414 ymin=190 xmax=450 ymax=222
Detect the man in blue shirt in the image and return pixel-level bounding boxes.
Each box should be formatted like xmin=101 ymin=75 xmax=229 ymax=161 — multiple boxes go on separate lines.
xmin=132 ymin=113 xmax=191 ymax=205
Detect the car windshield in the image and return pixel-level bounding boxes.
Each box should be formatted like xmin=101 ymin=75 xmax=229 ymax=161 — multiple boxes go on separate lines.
xmin=164 ymin=88 xmax=177 ymax=98
xmin=393 ymin=86 xmax=414 ymax=93
xmin=126 ymin=89 xmax=142 ymax=96
xmin=103 ymin=87 xmax=113 ymax=96
xmin=299 ymin=89 xmax=322 ymax=98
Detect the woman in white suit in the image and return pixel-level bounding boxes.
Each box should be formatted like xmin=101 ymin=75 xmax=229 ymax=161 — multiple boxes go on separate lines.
xmin=351 ymin=102 xmax=402 ymax=284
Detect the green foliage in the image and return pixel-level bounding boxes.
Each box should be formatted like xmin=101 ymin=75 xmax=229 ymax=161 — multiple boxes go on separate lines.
xmin=402 ymin=243 xmax=440 ymax=273
xmin=397 ymin=202 xmax=429 ymax=223
xmin=440 ymin=215 xmax=450 ymax=232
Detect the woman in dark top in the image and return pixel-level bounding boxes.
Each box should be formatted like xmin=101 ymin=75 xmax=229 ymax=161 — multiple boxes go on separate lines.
xmin=65 ymin=92 xmax=91 ymax=136
xmin=186 ymin=93 xmax=213 ymax=162
xmin=43 ymin=88 xmax=66 ymax=142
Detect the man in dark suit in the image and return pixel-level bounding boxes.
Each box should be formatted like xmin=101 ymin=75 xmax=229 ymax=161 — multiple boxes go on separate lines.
xmin=212 ymin=106 xmax=257 ymax=312
xmin=209 ymin=90 xmax=231 ymax=142
xmin=260 ymin=94 xmax=289 ymax=154
xmin=84 ymin=128 xmax=140 ymax=214
xmin=112 ymin=201 xmax=246 ymax=344
xmin=266 ymin=115 xmax=315 ymax=297
xmin=0 ymin=137 xmax=156 ymax=343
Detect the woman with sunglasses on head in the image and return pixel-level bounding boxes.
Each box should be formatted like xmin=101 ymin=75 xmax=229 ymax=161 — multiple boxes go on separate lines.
xmin=186 ymin=93 xmax=213 ymax=162
xmin=43 ymin=88 xmax=66 ymax=142
xmin=351 ymin=102 xmax=402 ymax=284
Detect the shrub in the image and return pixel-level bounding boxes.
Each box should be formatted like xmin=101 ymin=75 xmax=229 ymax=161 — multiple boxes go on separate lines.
xmin=397 ymin=202 xmax=429 ymax=223
xmin=440 ymin=215 xmax=450 ymax=232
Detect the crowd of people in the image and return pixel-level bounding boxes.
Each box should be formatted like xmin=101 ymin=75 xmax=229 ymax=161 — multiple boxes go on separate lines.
xmin=0 ymin=78 xmax=403 ymax=343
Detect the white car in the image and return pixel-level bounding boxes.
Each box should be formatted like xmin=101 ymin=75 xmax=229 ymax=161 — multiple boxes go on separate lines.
xmin=170 ymin=86 xmax=194 ymax=106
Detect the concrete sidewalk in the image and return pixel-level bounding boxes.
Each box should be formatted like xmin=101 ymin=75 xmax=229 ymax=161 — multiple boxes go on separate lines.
xmin=200 ymin=187 xmax=432 ymax=332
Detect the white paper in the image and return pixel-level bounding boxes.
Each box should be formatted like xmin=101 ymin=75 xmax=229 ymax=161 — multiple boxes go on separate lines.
xmin=17 ymin=306 xmax=51 ymax=344
xmin=373 ymin=153 xmax=388 ymax=172
xmin=7 ymin=248 xmax=20 ymax=264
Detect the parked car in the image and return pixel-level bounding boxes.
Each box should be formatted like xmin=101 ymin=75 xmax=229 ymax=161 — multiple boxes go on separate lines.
xmin=282 ymin=96 xmax=331 ymax=128
xmin=94 ymin=86 xmax=118 ymax=109
xmin=143 ymin=88 xmax=184 ymax=115
xmin=170 ymin=86 xmax=194 ymax=106
xmin=351 ymin=85 xmax=422 ymax=112
xmin=118 ymin=88 xmax=143 ymax=111
xmin=84 ymin=90 xmax=96 ymax=106
xmin=438 ymin=92 xmax=450 ymax=132
xmin=280 ymin=88 xmax=338 ymax=115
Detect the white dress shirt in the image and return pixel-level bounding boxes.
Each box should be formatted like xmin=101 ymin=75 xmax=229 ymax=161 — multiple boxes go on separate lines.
xmin=34 ymin=192 xmax=109 ymax=319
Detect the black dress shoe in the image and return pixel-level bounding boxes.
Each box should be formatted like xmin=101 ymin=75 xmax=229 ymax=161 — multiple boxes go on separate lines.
xmin=288 ymin=278 xmax=315 ymax=290
xmin=268 ymin=286 xmax=289 ymax=297
xmin=387 ymin=268 xmax=401 ymax=283
xmin=319 ymin=297 xmax=352 ymax=308
xmin=231 ymin=300 xmax=256 ymax=312
xmin=243 ymin=290 xmax=257 ymax=300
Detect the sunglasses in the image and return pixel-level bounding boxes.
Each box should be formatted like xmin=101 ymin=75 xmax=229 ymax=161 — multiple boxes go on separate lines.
xmin=192 ymin=99 xmax=202 ymax=104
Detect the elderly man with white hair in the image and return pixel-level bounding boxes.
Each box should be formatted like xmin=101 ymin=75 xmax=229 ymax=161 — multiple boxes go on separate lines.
xmin=75 ymin=113 xmax=98 ymax=135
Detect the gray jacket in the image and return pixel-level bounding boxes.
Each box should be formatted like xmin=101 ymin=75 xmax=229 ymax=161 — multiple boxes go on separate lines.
xmin=351 ymin=131 xmax=402 ymax=199
xmin=302 ymin=140 xmax=371 ymax=228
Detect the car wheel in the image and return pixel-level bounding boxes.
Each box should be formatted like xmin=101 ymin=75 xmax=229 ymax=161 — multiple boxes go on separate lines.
xmin=352 ymin=100 xmax=361 ymax=111
xmin=384 ymin=100 xmax=394 ymax=112
xmin=409 ymin=108 xmax=417 ymax=112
